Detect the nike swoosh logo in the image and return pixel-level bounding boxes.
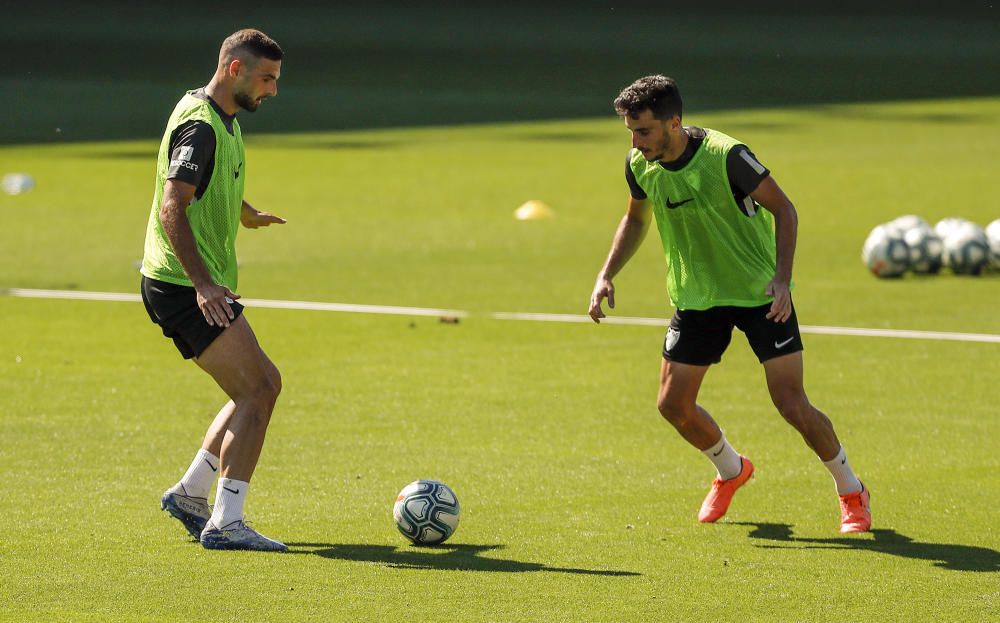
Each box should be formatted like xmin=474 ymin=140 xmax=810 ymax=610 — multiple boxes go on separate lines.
xmin=712 ymin=448 xmax=724 ymax=457
xmin=665 ymin=197 xmax=693 ymax=210
xmin=223 ymin=486 xmax=241 ymax=495
xmin=204 ymin=458 xmax=218 ymax=472
xmin=775 ymin=337 xmax=795 ymax=349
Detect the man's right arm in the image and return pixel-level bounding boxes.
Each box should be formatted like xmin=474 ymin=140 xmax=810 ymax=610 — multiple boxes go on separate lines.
xmin=159 ymin=179 xmax=239 ymax=328
xmin=588 ymin=195 xmax=652 ymax=323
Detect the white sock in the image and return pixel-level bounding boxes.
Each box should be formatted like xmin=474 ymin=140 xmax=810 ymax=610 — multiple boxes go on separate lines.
xmin=822 ymin=447 xmax=863 ymax=495
xmin=210 ymin=478 xmax=249 ymax=528
xmin=178 ymin=449 xmax=219 ymax=499
xmin=702 ymin=435 xmax=743 ymax=480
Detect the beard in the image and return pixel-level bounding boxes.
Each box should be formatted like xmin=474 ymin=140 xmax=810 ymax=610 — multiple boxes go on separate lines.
xmin=234 ymin=90 xmax=261 ymax=112
xmin=645 ymin=135 xmax=672 ymax=161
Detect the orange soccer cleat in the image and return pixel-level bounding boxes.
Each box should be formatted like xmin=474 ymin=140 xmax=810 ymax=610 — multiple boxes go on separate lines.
xmin=698 ymin=456 xmax=755 ymax=523
xmin=838 ymin=483 xmax=872 ymax=533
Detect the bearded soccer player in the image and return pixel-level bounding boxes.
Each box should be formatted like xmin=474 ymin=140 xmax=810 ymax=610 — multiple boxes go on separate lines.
xmin=140 ymin=29 xmax=288 ymax=551
xmin=589 ymin=75 xmax=871 ymax=533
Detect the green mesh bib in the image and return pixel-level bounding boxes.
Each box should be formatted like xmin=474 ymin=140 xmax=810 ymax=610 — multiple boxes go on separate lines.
xmin=629 ymin=129 xmax=778 ymax=310
xmin=141 ymin=92 xmax=245 ymax=290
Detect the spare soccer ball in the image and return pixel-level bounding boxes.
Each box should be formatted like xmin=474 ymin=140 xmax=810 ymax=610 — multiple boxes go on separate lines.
xmin=934 ymin=217 xmax=973 ymax=241
xmin=943 ymin=223 xmax=990 ymax=275
xmin=985 ymin=219 xmax=1000 ymax=271
xmin=888 ymin=214 xmax=930 ymax=235
xmin=862 ymin=224 xmax=910 ymax=278
xmin=903 ymin=226 xmax=944 ymax=274
xmin=393 ymin=480 xmax=460 ymax=545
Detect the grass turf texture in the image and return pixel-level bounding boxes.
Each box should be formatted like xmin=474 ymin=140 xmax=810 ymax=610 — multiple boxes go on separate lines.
xmin=2 ymin=98 xmax=999 ymax=621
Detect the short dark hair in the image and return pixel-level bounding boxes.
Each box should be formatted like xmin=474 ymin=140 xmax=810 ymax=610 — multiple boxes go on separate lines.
xmin=613 ymin=75 xmax=682 ymax=121
xmin=219 ymin=28 xmax=283 ymax=65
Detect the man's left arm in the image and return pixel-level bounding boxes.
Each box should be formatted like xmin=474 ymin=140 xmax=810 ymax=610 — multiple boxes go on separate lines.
xmin=752 ymin=177 xmax=797 ymax=323
xmin=241 ymin=200 xmax=287 ymax=229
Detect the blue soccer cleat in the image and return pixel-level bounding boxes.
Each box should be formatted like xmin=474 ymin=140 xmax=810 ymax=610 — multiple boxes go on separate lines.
xmin=200 ymin=519 xmax=288 ymax=552
xmin=160 ymin=485 xmax=211 ymax=540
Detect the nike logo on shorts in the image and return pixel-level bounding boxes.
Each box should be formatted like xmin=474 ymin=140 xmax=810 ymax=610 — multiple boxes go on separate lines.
xmin=774 ymin=337 xmax=795 ymax=349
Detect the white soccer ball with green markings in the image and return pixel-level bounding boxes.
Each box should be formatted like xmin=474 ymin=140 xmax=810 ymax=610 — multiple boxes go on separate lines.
xmin=943 ymin=223 xmax=990 ymax=275
xmin=887 ymin=214 xmax=930 ymax=236
xmin=985 ymin=219 xmax=1000 ymax=271
xmin=934 ymin=217 xmax=973 ymax=241
xmin=862 ymin=224 xmax=910 ymax=278
xmin=903 ymin=226 xmax=944 ymax=274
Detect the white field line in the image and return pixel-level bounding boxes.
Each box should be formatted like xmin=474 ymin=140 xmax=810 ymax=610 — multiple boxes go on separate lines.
xmin=5 ymin=288 xmax=1000 ymax=344
xmin=490 ymin=311 xmax=1000 ymax=343
xmin=2 ymin=288 xmax=467 ymax=318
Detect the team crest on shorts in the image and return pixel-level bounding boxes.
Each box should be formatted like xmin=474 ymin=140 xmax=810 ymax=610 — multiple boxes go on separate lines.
xmin=665 ymin=327 xmax=680 ymax=352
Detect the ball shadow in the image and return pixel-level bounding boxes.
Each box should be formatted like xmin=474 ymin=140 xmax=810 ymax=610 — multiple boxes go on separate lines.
xmin=284 ymin=542 xmax=640 ymax=576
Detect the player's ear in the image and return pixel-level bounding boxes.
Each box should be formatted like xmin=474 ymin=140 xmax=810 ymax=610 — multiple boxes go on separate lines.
xmin=227 ymin=58 xmax=243 ymax=79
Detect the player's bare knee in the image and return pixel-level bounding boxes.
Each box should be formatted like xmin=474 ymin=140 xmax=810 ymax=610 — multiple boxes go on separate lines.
xmin=252 ymin=358 xmax=281 ymax=404
xmin=257 ymin=356 xmax=282 ymax=401
xmin=657 ymin=395 xmax=691 ymax=426
xmin=260 ymin=373 xmax=281 ymax=408
xmin=234 ymin=372 xmax=280 ymax=415
xmin=774 ymin=397 xmax=812 ymax=432
xmin=266 ymin=364 xmax=282 ymax=400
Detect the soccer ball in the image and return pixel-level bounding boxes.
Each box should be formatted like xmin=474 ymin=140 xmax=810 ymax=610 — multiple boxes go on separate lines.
xmin=942 ymin=223 xmax=990 ymax=275
xmin=862 ymin=224 xmax=910 ymax=278
xmin=903 ymin=226 xmax=944 ymax=274
xmin=887 ymin=214 xmax=930 ymax=236
xmin=934 ymin=217 xmax=973 ymax=241
xmin=985 ymin=219 xmax=1000 ymax=271
xmin=393 ymin=480 xmax=460 ymax=545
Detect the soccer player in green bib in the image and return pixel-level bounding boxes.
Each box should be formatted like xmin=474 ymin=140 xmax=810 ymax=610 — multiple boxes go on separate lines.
xmin=589 ymin=75 xmax=871 ymax=533
xmin=140 ymin=29 xmax=288 ymax=551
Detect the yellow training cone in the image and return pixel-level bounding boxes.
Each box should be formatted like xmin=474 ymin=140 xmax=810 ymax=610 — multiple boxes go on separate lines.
xmin=514 ymin=200 xmax=554 ymax=220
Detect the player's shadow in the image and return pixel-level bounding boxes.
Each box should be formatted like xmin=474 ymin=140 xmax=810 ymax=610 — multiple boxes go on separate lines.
xmin=285 ymin=542 xmax=641 ymax=576
xmin=733 ymin=522 xmax=999 ymax=572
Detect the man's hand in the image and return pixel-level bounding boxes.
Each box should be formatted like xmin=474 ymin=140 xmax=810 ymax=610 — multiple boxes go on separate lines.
xmin=241 ymin=201 xmax=287 ymax=229
xmin=589 ymin=277 xmax=615 ymax=323
xmin=195 ymin=282 xmax=241 ymax=327
xmin=765 ymin=278 xmax=792 ymax=323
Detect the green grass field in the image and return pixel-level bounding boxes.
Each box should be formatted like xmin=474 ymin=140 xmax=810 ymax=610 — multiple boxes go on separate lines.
xmin=1 ymin=96 xmax=999 ymax=622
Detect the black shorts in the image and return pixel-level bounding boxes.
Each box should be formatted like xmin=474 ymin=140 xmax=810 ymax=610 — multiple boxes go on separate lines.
xmin=140 ymin=276 xmax=244 ymax=359
xmin=663 ymin=301 xmax=803 ymax=366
